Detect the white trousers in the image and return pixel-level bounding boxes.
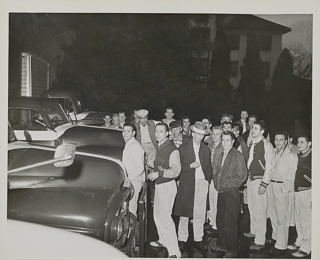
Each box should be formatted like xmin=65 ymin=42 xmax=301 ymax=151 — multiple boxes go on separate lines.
xmin=247 ymin=179 xmax=267 ymax=245
xmin=267 ymin=182 xmax=294 ymax=250
xmin=129 ymin=179 xmax=143 ymax=216
xmin=178 ymin=179 xmax=209 ymax=242
xmin=207 ymin=180 xmax=218 ymax=229
xmin=294 ymin=189 xmax=311 ymax=254
xmin=154 ymin=181 xmax=180 ymax=257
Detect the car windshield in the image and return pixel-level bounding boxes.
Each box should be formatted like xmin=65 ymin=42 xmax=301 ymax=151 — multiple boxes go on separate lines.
xmin=45 ymin=104 xmax=69 ymax=127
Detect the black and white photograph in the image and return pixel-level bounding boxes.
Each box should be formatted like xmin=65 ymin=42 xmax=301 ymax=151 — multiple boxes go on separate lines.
xmin=1 ymin=0 xmax=318 ymax=259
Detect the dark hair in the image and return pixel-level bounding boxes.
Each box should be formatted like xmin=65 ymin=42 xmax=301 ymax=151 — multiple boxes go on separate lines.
xmin=212 ymin=125 xmax=223 ymax=131
xmin=222 ymin=130 xmax=236 ymax=140
xmin=221 ymin=113 xmax=233 ymax=121
xmin=232 ymin=123 xmax=243 ymax=134
xmin=249 ymin=114 xmax=258 ymax=121
xmin=202 ymin=116 xmax=212 ymax=125
xmin=181 ymin=116 xmax=190 ymax=121
xmin=253 ymin=120 xmax=266 ymax=132
xmin=298 ymin=133 xmax=311 ymax=142
xmin=123 ymin=122 xmax=137 ymax=133
xmin=241 ymin=109 xmax=249 ymax=114
xmin=222 ymin=121 xmax=232 ymax=128
xmin=156 ymin=122 xmax=169 ymax=132
xmin=166 ymin=107 xmax=174 ymax=112
xmin=274 ymin=131 xmax=289 ymax=141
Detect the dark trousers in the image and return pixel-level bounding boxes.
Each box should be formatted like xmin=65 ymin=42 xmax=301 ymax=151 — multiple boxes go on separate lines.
xmin=217 ymin=189 xmax=240 ymax=254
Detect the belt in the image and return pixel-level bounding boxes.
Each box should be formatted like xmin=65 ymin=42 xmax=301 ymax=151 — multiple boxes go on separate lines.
xmin=271 ymin=180 xmax=283 ymax=183
xmin=249 ymin=175 xmax=263 ymax=181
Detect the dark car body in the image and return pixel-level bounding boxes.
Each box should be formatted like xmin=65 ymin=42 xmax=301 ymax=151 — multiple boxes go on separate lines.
xmin=42 ymin=88 xmax=107 ymax=125
xmin=7 ymin=140 xmax=135 ymax=253
xmin=8 ymin=96 xmax=125 ymax=150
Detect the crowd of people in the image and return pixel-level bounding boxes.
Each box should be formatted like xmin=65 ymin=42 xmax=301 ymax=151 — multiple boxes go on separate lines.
xmin=102 ymin=107 xmax=312 ymax=258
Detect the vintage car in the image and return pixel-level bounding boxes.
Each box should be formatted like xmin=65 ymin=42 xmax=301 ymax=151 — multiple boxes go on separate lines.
xmin=42 ymin=88 xmax=107 ymax=125
xmin=8 ymin=96 xmax=124 ymax=148
xmin=7 ymin=125 xmax=141 ymax=256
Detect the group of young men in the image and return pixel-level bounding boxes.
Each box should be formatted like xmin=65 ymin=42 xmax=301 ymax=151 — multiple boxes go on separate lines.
xmin=116 ymin=107 xmax=312 ymax=258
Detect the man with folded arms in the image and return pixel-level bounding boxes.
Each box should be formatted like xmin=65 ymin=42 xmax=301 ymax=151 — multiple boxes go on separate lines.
xmin=243 ymin=120 xmax=275 ymax=251
xmin=174 ymin=122 xmax=212 ymax=251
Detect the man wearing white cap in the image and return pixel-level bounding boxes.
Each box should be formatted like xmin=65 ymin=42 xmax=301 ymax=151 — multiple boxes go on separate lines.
xmin=174 ymin=121 xmax=212 ymax=251
xmin=135 ymin=109 xmax=158 ymax=168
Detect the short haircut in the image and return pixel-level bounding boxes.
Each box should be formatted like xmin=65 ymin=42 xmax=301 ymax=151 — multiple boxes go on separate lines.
xmin=123 ymin=122 xmax=137 ymax=133
xmin=249 ymin=114 xmax=258 ymax=121
xmin=274 ymin=131 xmax=289 ymax=141
xmin=166 ymin=107 xmax=174 ymax=112
xmin=202 ymin=116 xmax=212 ymax=125
xmin=253 ymin=120 xmax=266 ymax=132
xmin=221 ymin=113 xmax=233 ymax=121
xmin=156 ymin=122 xmax=169 ymax=132
xmin=232 ymin=123 xmax=243 ymax=134
xmin=211 ymin=125 xmax=223 ymax=131
xmin=222 ymin=121 xmax=232 ymax=128
xmin=241 ymin=109 xmax=249 ymax=114
xmin=181 ymin=116 xmax=190 ymax=121
xmin=112 ymin=113 xmax=119 ymax=118
xmin=104 ymin=114 xmax=111 ymax=118
xmin=298 ymin=133 xmax=311 ymax=142
xmin=222 ymin=130 xmax=236 ymax=140
xmin=118 ymin=111 xmax=126 ymax=116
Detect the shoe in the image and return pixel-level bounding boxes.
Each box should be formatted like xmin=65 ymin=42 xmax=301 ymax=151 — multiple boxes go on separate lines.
xmin=210 ymin=245 xmax=227 ymax=252
xmin=243 ymin=232 xmax=255 ymax=238
xmin=178 ymin=241 xmax=186 ymax=251
xmin=194 ymin=240 xmax=207 ymax=250
xmin=287 ymin=244 xmax=300 ymax=251
xmin=266 ymin=238 xmax=276 ymax=244
xmin=204 ymin=222 xmax=212 ymax=230
xmin=269 ymin=247 xmax=286 ymax=255
xmin=205 ymin=226 xmax=218 ymax=235
xmin=150 ymin=241 xmax=165 ymax=248
xmin=249 ymin=243 xmax=265 ymax=251
xmin=168 ymin=255 xmax=178 ymax=258
xmin=292 ymin=249 xmax=310 ymax=258
xmin=223 ymin=252 xmax=236 ymax=258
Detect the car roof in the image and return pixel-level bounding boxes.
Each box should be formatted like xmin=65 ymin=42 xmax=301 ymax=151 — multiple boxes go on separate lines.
xmin=9 ymin=96 xmax=61 ymax=109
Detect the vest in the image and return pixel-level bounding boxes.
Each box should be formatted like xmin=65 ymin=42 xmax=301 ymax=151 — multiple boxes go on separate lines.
xmin=135 ymin=120 xmax=158 ymax=149
xmin=154 ymin=139 xmax=178 ymax=184
xmin=248 ymin=139 xmax=266 ymax=177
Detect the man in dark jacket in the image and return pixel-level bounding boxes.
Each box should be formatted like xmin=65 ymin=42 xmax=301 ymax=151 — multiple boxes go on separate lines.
xmin=211 ymin=131 xmax=247 ymax=258
xmin=174 ymin=121 xmax=212 ymax=251
xmin=169 ymin=120 xmax=192 ymax=148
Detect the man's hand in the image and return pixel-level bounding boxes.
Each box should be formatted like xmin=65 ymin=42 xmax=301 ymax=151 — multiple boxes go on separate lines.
xmin=124 ymin=177 xmax=131 ymax=188
xmin=190 ymin=162 xmax=200 ymax=168
xmin=148 ymin=171 xmax=159 ymax=181
xmin=258 ymin=185 xmax=266 ymax=195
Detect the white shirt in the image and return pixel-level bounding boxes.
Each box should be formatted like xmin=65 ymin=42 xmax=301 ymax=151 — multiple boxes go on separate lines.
xmin=193 ymin=141 xmax=205 ymax=180
xmin=140 ymin=123 xmax=152 ymax=144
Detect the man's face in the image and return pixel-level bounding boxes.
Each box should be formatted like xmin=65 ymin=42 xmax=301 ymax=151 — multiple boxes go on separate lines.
xmin=122 ymin=126 xmax=135 ymax=143
xmin=171 ymin=126 xmax=182 ymax=138
xmin=193 ymin=132 xmax=204 ymax=144
xmin=103 ymin=115 xmax=111 ymax=125
xmin=223 ymin=123 xmax=232 ymax=132
xmin=297 ymin=137 xmax=311 ymax=152
xmin=165 ymin=109 xmax=174 ymax=119
xmin=182 ymin=118 xmax=190 ymax=129
xmin=112 ymin=115 xmax=120 ymax=125
xmin=248 ymin=117 xmax=257 ymax=128
xmin=221 ymin=116 xmax=232 ymax=124
xmin=202 ymin=119 xmax=211 ymax=130
xmin=241 ymin=111 xmax=248 ymax=121
xmin=119 ymin=113 xmax=126 ymax=123
xmin=222 ymin=134 xmax=234 ymax=150
xmin=232 ymin=126 xmax=240 ymax=137
xmin=139 ymin=115 xmax=148 ymax=126
xmin=274 ymin=134 xmax=287 ymax=151
xmin=212 ymin=129 xmax=222 ymax=142
xmin=156 ymin=125 xmax=168 ymax=142
xmin=251 ymin=124 xmax=264 ymax=139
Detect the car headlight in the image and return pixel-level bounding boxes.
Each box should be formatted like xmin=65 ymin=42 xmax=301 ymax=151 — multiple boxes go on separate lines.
xmin=109 ymin=216 xmax=123 ymax=242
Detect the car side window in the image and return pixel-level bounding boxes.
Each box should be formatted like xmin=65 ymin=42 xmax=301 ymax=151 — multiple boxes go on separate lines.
xmin=9 ymin=109 xmax=47 ymax=131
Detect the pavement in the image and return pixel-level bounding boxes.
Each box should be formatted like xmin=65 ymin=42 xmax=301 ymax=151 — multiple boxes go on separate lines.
xmin=144 ymin=183 xmax=311 ymax=258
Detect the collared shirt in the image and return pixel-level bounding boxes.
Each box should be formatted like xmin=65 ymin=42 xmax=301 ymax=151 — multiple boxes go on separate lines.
xmin=193 ymin=140 xmax=205 ymax=180
xmin=221 ymin=147 xmax=232 ymax=167
xmin=122 ymin=137 xmax=145 ymax=181
xmin=241 ymin=119 xmax=247 ymax=133
xmin=140 ymin=123 xmax=152 ymax=144
xmin=247 ymin=128 xmax=253 ymax=146
xmin=210 ymin=141 xmax=220 ymax=164
xmin=247 ymin=135 xmax=264 ymax=168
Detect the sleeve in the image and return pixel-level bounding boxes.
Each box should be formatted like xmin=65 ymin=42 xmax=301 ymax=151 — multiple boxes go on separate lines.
xmin=161 ymin=150 xmax=181 ymax=178
xmin=128 ymin=144 xmax=145 ymax=180
xmin=225 ymin=154 xmax=248 ymax=188
xmin=261 ymin=140 xmax=275 ymax=186
xmin=283 ymin=152 xmax=298 ymax=192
